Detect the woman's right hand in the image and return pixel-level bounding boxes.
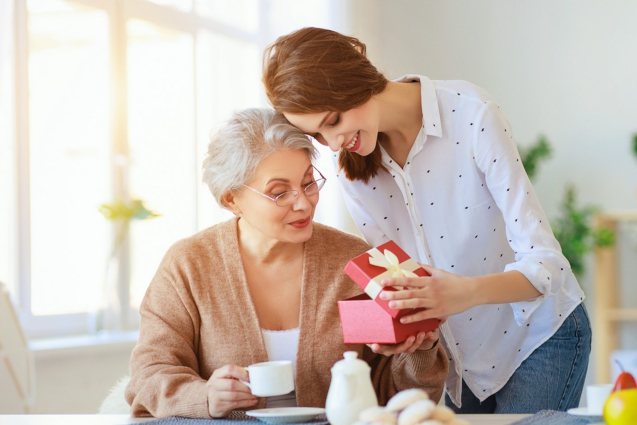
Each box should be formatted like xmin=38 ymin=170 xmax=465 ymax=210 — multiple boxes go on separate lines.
xmin=206 ymin=365 xmax=258 ymax=418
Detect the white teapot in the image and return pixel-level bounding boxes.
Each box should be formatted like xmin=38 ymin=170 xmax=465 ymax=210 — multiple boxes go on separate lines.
xmin=326 ymin=351 xmax=378 ymax=425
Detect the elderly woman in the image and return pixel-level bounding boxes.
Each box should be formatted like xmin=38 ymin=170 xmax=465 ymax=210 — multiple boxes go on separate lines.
xmin=124 ymin=108 xmax=448 ymax=418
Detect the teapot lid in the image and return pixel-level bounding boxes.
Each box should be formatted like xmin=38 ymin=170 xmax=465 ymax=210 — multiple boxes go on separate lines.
xmin=331 ymin=351 xmax=370 ymax=374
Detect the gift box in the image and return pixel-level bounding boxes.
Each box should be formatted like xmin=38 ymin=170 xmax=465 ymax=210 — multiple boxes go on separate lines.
xmin=339 ymin=240 xmax=439 ymax=344
xmin=343 ymin=240 xmax=429 ymax=319
xmin=338 ymin=294 xmax=439 ymax=344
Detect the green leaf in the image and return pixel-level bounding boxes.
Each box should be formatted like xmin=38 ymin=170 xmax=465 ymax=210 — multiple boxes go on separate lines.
xmin=551 ymin=184 xmax=615 ymax=278
xmin=519 ymin=135 xmax=552 ymax=182
xmin=130 ymin=199 xmax=161 ymax=220
xmin=98 ymin=198 xmax=161 ymax=222
xmin=595 ymin=227 xmax=616 ymax=247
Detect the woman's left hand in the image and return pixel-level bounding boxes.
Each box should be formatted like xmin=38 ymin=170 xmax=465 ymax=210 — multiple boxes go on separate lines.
xmin=367 ymin=329 xmax=439 ymax=356
xmin=379 ymin=264 xmax=479 ymax=323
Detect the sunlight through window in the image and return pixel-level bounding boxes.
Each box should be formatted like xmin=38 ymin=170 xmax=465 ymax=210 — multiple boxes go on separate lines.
xmin=5 ymin=0 xmax=335 ymax=337
xmin=0 ymin=0 xmax=16 ymax=296
xmin=27 ymin=0 xmax=111 ymax=316
xmin=126 ymin=19 xmax=196 ymax=309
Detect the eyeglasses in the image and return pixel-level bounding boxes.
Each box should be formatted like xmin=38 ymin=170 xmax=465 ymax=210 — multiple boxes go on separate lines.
xmin=242 ymin=167 xmax=327 ymax=207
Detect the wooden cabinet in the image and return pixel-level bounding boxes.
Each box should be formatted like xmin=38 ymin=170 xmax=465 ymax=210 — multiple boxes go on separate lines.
xmin=593 ymin=212 xmax=637 ymax=383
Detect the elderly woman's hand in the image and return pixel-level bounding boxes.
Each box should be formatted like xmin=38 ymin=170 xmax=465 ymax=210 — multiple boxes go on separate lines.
xmin=206 ymin=365 xmax=258 ymax=418
xmin=367 ymin=329 xmax=440 ymax=356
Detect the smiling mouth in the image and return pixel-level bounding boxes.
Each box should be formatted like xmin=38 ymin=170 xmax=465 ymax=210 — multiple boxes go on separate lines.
xmin=290 ymin=216 xmax=311 ymax=228
xmin=343 ymin=131 xmax=360 ymax=151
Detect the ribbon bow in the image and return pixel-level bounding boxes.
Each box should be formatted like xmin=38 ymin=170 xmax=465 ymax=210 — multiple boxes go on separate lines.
xmin=369 ymin=249 xmax=419 ymax=278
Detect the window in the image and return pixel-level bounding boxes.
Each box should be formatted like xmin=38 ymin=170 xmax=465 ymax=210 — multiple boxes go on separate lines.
xmin=0 ymin=0 xmax=17 ymax=300
xmin=2 ymin=0 xmax=342 ymax=339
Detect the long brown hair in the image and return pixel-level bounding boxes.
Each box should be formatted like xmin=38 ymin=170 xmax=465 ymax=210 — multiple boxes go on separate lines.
xmin=263 ymin=27 xmax=388 ymax=184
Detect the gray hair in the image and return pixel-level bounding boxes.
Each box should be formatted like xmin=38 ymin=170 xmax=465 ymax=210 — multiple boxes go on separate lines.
xmin=202 ymin=108 xmax=318 ymax=208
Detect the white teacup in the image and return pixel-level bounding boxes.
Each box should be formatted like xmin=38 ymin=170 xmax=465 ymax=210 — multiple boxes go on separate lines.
xmin=243 ymin=360 xmax=294 ymax=397
xmin=586 ymin=383 xmax=613 ymax=415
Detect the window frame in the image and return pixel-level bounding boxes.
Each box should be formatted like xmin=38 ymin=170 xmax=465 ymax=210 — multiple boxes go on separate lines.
xmin=10 ymin=0 xmax=275 ymax=338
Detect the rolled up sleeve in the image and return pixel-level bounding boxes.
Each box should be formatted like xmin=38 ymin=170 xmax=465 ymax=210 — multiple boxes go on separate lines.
xmin=474 ymin=101 xmax=577 ymax=325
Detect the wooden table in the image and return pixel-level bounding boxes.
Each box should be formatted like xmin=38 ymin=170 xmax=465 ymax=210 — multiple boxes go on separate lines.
xmin=0 ymin=414 xmax=529 ymax=424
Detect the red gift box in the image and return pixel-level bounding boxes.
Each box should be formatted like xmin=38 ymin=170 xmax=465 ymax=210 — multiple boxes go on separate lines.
xmin=340 ymin=240 xmax=439 ymax=344
xmin=338 ymin=294 xmax=439 ymax=344
xmin=343 ymin=240 xmax=429 ymax=319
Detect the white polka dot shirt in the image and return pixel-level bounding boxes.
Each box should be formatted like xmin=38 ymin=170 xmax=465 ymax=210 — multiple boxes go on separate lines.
xmin=332 ymin=75 xmax=585 ymax=406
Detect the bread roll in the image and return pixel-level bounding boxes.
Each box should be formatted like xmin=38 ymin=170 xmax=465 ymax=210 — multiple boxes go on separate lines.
xmin=431 ymin=405 xmax=455 ymax=422
xmin=359 ymin=406 xmax=398 ymax=424
xmin=397 ymin=399 xmax=436 ymax=425
xmin=386 ymin=388 xmax=430 ymax=413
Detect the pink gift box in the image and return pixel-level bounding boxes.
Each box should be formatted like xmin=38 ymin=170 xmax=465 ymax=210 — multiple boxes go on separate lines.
xmin=338 ymin=294 xmax=439 ymax=344
xmin=340 ymin=240 xmax=439 ymax=344
xmin=343 ymin=240 xmax=429 ymax=319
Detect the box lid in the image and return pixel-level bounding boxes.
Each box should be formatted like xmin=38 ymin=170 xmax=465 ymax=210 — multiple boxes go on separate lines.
xmin=343 ymin=240 xmax=429 ymax=318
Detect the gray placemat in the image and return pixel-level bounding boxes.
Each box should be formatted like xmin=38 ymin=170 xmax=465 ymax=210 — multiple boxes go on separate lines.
xmin=141 ymin=411 xmax=329 ymax=425
xmin=511 ymin=410 xmax=603 ymax=425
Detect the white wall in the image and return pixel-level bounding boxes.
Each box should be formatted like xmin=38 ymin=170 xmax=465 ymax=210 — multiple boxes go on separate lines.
xmin=350 ymin=0 xmax=637 ymax=219
xmin=31 ymin=339 xmax=134 ymax=413
xmin=347 ymin=0 xmax=637 ymax=391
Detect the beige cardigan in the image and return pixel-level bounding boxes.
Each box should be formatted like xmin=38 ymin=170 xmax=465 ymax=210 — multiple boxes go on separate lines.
xmin=125 ymin=218 xmax=448 ymax=418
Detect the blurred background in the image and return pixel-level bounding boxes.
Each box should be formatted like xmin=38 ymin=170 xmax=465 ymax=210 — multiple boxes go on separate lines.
xmin=1 ymin=0 xmax=636 ymax=414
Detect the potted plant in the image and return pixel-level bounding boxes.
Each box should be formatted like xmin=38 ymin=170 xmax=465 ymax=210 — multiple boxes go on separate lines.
xmin=519 ymin=136 xmax=615 ymax=279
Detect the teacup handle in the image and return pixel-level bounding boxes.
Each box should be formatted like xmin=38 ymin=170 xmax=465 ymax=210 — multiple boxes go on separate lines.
xmin=239 ymin=367 xmax=252 ymax=391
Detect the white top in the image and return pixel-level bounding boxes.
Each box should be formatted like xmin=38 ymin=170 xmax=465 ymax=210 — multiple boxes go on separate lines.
xmin=333 ymin=75 xmax=584 ymax=406
xmin=261 ymin=328 xmax=299 ymax=408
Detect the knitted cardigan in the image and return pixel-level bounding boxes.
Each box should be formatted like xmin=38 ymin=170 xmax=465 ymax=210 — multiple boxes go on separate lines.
xmin=125 ymin=218 xmax=448 ymax=418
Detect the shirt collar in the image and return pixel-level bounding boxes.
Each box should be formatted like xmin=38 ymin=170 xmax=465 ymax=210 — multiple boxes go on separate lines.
xmin=393 ymin=74 xmax=443 ymax=139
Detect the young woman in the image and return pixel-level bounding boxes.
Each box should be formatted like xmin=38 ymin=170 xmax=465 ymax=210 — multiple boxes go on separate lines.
xmin=125 ymin=108 xmax=447 ymax=418
xmin=262 ymin=27 xmax=591 ymax=414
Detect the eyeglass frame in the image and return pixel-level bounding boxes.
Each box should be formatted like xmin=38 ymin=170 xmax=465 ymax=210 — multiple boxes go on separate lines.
xmin=241 ymin=166 xmax=327 ymax=207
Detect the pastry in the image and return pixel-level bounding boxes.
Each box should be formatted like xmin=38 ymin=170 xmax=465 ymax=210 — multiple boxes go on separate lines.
xmin=431 ymin=405 xmax=455 ymax=422
xmin=359 ymin=406 xmax=398 ymax=424
xmin=386 ymin=388 xmax=429 ymax=413
xmin=397 ymin=399 xmax=436 ymax=425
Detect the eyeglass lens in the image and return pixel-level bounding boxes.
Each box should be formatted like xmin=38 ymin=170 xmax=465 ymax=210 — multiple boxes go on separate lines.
xmin=275 ymin=178 xmax=326 ymax=206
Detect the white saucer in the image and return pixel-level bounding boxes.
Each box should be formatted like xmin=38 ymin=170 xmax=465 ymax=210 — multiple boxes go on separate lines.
xmin=567 ymin=406 xmax=602 ymax=416
xmin=246 ymin=407 xmax=326 ymax=424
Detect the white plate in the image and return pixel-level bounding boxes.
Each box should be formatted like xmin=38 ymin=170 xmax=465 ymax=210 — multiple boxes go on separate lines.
xmin=246 ymin=407 xmax=326 ymax=424
xmin=567 ymin=406 xmax=602 ymax=416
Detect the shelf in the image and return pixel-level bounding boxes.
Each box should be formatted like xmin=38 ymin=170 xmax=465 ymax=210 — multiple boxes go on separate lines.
xmin=593 ymin=212 xmax=637 ymax=383
xmin=597 ymin=211 xmax=637 ymax=222
xmin=606 ymin=309 xmax=637 ymax=322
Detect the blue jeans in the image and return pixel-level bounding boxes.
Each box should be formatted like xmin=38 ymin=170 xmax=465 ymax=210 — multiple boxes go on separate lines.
xmin=445 ymin=303 xmax=592 ymax=414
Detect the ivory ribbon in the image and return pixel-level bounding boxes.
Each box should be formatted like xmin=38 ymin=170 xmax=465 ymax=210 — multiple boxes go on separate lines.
xmin=365 ymin=248 xmax=420 ymax=299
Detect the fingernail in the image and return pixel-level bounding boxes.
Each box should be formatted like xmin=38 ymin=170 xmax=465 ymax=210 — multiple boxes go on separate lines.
xmin=389 ymin=301 xmax=397 ymax=308
xmin=400 ymin=318 xmax=407 ymax=324
xmin=379 ymin=292 xmax=388 ymax=300
xmin=381 ymin=279 xmax=389 ymax=285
